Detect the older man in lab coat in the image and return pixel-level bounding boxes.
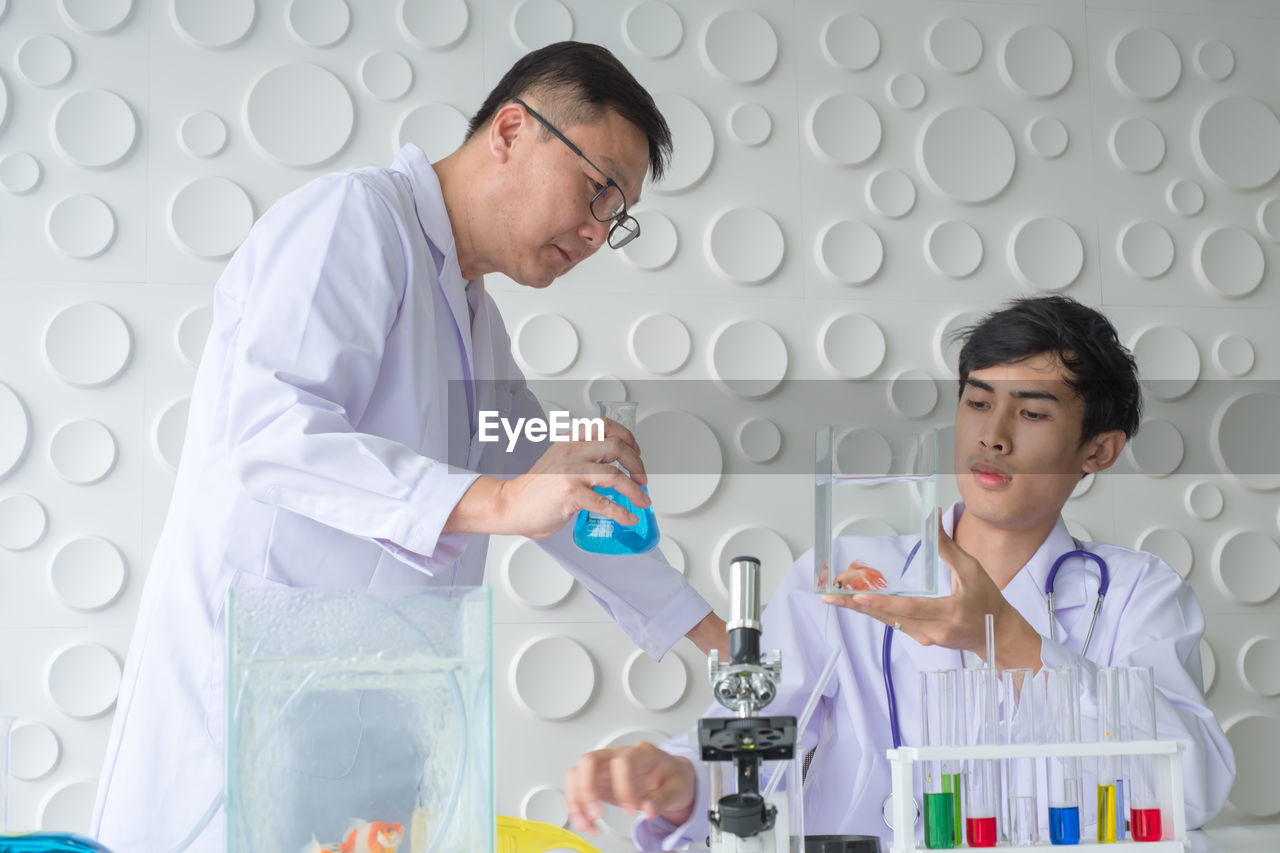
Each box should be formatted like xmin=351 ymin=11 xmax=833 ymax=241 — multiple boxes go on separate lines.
xmin=564 ymin=296 xmax=1235 ymax=847
xmin=92 ymin=42 xmax=725 ymax=853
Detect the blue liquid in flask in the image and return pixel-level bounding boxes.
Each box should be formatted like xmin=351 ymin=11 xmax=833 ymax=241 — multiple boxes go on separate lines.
xmin=0 ymin=833 xmax=115 ymax=852
xmin=573 ymin=486 xmax=659 ymax=555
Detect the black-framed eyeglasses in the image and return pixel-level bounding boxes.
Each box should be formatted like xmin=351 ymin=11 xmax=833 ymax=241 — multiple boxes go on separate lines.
xmin=512 ymin=97 xmax=641 ymax=250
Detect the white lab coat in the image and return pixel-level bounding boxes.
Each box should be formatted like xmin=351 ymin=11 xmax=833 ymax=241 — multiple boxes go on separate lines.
xmin=90 ymin=145 xmax=712 ymax=853
xmin=639 ymin=503 xmax=1235 ymax=850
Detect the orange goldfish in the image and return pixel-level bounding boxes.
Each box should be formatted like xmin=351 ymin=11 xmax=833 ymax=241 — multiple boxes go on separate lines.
xmin=834 ymin=560 xmax=888 ymax=591
xmin=338 ymin=820 xmax=404 ymax=853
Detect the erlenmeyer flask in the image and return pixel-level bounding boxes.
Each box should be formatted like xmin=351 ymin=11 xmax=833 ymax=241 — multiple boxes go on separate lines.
xmin=572 ymin=401 xmax=660 ymax=555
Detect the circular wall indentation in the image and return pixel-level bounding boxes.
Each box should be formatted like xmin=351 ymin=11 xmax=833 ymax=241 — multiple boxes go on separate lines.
xmin=513 ymin=312 xmax=578 ymax=375
xmin=584 ymin=377 xmax=626 ymax=412
xmin=623 ymin=648 xmax=688 ymax=711
xmin=816 ymin=219 xmax=882 ymax=285
xmin=701 ymin=9 xmax=777 ymax=84
xmin=286 ymin=0 xmax=349 ymax=48
xmin=1109 ymin=29 xmax=1181 ymax=100
xmin=1213 ymin=334 xmax=1254 ymax=377
xmin=935 ymin=311 xmax=982 ymax=375
xmin=658 ymin=536 xmax=685 ymax=575
xmin=46 ymin=643 xmax=121 ymax=718
xmin=651 ymin=93 xmax=713 ymax=193
xmin=1213 ymin=531 xmax=1280 ymax=605
xmin=176 ymin=304 xmax=214 ymax=366
xmin=866 ymin=169 xmax=916 ymax=219
xmin=622 ymin=1 xmax=682 ymax=59
xmin=736 ymin=417 xmax=782 ymax=464
xmin=1239 ymin=637 xmax=1280 ymax=697
xmin=1201 ymin=638 xmax=1216 ymax=690
xmin=1225 ymin=715 xmax=1280 ymax=816
xmin=1109 ymin=117 xmax=1165 ymax=174
xmin=510 ymin=0 xmax=572 ymax=50
xmin=822 ymin=13 xmax=879 ymax=71
xmin=926 ymin=17 xmax=982 ymax=74
xmin=171 ymin=0 xmax=255 ymax=48
xmin=169 ymin=176 xmax=254 ymax=260
xmin=819 ymin=314 xmax=885 ymax=379
xmin=1194 ymin=227 xmax=1265 ymax=298
xmin=0 ymin=494 xmax=47 ymax=551
xmin=629 ymin=313 xmax=690 ymax=375
xmin=1000 ymin=25 xmax=1073 ymax=97
xmin=509 ymin=635 xmax=594 ymax=720
xmin=1130 ymin=325 xmax=1199 ymax=401
xmin=636 ymin=409 xmax=723 ymax=514
xmin=0 ymin=152 xmax=41 ymax=194
xmin=502 ymin=539 xmax=574 ymax=609
xmin=708 ymin=318 xmax=789 ymax=400
xmin=47 ymin=195 xmax=115 ymax=259
xmin=177 ymin=111 xmax=227 ymax=158
xmin=1136 ymin=527 xmax=1193 ymax=578
xmin=50 ymin=537 xmax=126 ymax=611
xmin=520 ymin=786 xmax=568 ymax=828
xmin=712 ymin=527 xmax=793 ymax=601
xmin=153 ymin=398 xmax=189 ymax=471
xmin=397 ymin=0 xmax=468 ymax=49
xmin=43 ymin=302 xmax=131 ymax=386
xmin=705 ymin=207 xmax=785 ymax=285
xmin=886 ymin=72 xmax=925 ymax=110
xmin=360 ymin=50 xmax=413 ymax=101
xmin=0 ymin=382 xmax=29 ymax=478
xmin=1166 ymin=178 xmax=1204 ymax=217
xmin=919 ymin=107 xmax=1014 ymax=204
xmin=1213 ymin=393 xmax=1280 ymax=490
xmin=1117 ymin=221 xmax=1174 ymax=279
xmin=1008 ymin=217 xmax=1083 ymax=291
xmin=244 ymin=63 xmax=353 ymax=168
xmin=726 ymin=102 xmax=771 ymax=147
xmin=52 ymin=90 xmax=136 ymax=168
xmin=9 ymin=721 xmax=60 ymax=780
xmin=1026 ymin=116 xmax=1068 ymax=159
xmin=807 ymin=93 xmax=881 ymax=167
xmin=836 ymin=428 xmax=893 ymax=477
xmin=0 ymin=68 xmax=8 ymax=127
xmin=1128 ymin=419 xmax=1184 ymax=477
xmin=396 ymin=102 xmax=468 ymax=163
xmin=1195 ymin=39 xmax=1234 ymax=81
xmin=49 ymin=419 xmax=117 ymax=485
xmin=58 ymin=0 xmax=132 ymax=33
xmin=1193 ymin=96 xmax=1280 ymax=190
xmin=1185 ymin=482 xmax=1224 ymax=521
xmin=925 ymin=220 xmax=983 ymax=278
xmin=16 ymin=34 xmax=74 ymax=87
xmin=1260 ymin=198 xmax=1280 ymax=242
xmin=620 ymin=210 xmax=677 ymax=270
xmin=889 ymin=369 xmax=938 ymax=419
xmin=38 ymin=779 xmax=97 ymax=831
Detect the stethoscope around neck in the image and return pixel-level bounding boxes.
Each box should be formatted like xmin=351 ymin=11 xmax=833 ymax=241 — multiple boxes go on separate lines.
xmin=878 ymin=538 xmax=1111 ymax=830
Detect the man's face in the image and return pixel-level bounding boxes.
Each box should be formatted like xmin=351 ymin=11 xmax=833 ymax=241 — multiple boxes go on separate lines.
xmin=953 ymin=353 xmax=1099 ymax=533
xmin=497 ymin=105 xmax=649 ymax=288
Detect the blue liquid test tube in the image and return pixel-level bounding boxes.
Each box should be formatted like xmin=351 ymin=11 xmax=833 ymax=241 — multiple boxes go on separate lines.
xmin=1045 ymin=667 xmax=1082 ymax=845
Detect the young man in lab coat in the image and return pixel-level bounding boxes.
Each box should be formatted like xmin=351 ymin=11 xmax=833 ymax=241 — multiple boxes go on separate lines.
xmin=564 ymin=295 xmax=1235 ymax=846
xmin=92 ymin=43 xmax=725 ymax=853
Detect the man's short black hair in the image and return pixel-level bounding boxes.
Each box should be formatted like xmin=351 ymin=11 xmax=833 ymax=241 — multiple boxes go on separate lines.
xmin=466 ymin=41 xmax=672 ymax=182
xmin=956 ymin=295 xmax=1143 ymax=443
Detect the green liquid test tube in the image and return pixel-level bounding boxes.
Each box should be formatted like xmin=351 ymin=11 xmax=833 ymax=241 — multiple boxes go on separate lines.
xmin=924 ymin=791 xmax=956 ymax=849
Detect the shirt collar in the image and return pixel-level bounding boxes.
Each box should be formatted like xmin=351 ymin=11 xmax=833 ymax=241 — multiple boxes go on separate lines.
xmin=392 ymin=144 xmax=462 ymax=282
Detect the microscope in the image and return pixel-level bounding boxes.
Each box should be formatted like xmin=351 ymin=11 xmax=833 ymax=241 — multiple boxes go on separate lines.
xmin=699 ymin=556 xmax=797 ymax=853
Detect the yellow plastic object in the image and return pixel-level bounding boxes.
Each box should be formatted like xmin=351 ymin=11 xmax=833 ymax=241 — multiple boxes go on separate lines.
xmin=495 ymin=815 xmax=604 ymax=853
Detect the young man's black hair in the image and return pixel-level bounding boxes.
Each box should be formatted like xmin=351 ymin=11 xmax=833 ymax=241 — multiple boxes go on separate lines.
xmin=465 ymin=41 xmax=673 ymax=181
xmin=956 ymin=295 xmax=1143 ymax=443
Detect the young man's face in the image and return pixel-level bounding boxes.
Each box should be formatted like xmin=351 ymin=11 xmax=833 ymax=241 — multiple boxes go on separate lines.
xmin=953 ymin=352 xmax=1106 ymax=533
xmin=495 ymin=104 xmax=649 ymax=288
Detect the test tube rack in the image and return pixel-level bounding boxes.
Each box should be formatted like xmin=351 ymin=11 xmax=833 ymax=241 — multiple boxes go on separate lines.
xmin=885 ymin=740 xmax=1186 ymax=852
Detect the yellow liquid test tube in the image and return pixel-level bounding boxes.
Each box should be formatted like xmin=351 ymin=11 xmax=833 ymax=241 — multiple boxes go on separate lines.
xmin=1098 ymin=783 xmax=1119 ymax=843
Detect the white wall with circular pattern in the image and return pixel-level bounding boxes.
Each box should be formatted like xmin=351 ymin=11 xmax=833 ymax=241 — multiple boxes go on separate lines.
xmin=1 ymin=0 xmax=1279 ymax=841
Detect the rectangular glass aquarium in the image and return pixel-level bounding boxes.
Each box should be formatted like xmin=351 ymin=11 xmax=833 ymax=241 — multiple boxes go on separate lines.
xmin=814 ymin=425 xmax=940 ymax=596
xmin=226 ymin=586 xmax=492 ymax=853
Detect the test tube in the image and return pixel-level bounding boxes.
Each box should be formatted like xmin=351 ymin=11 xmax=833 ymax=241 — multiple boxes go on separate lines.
xmin=1002 ymin=668 xmax=1038 ymax=847
xmin=1097 ymin=667 xmax=1123 ymax=842
xmin=1125 ymin=666 xmax=1163 ymax=842
xmin=1044 ymin=667 xmax=1082 ymax=845
xmin=921 ymin=669 xmax=960 ymax=849
xmin=962 ymin=667 xmax=999 ymax=847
